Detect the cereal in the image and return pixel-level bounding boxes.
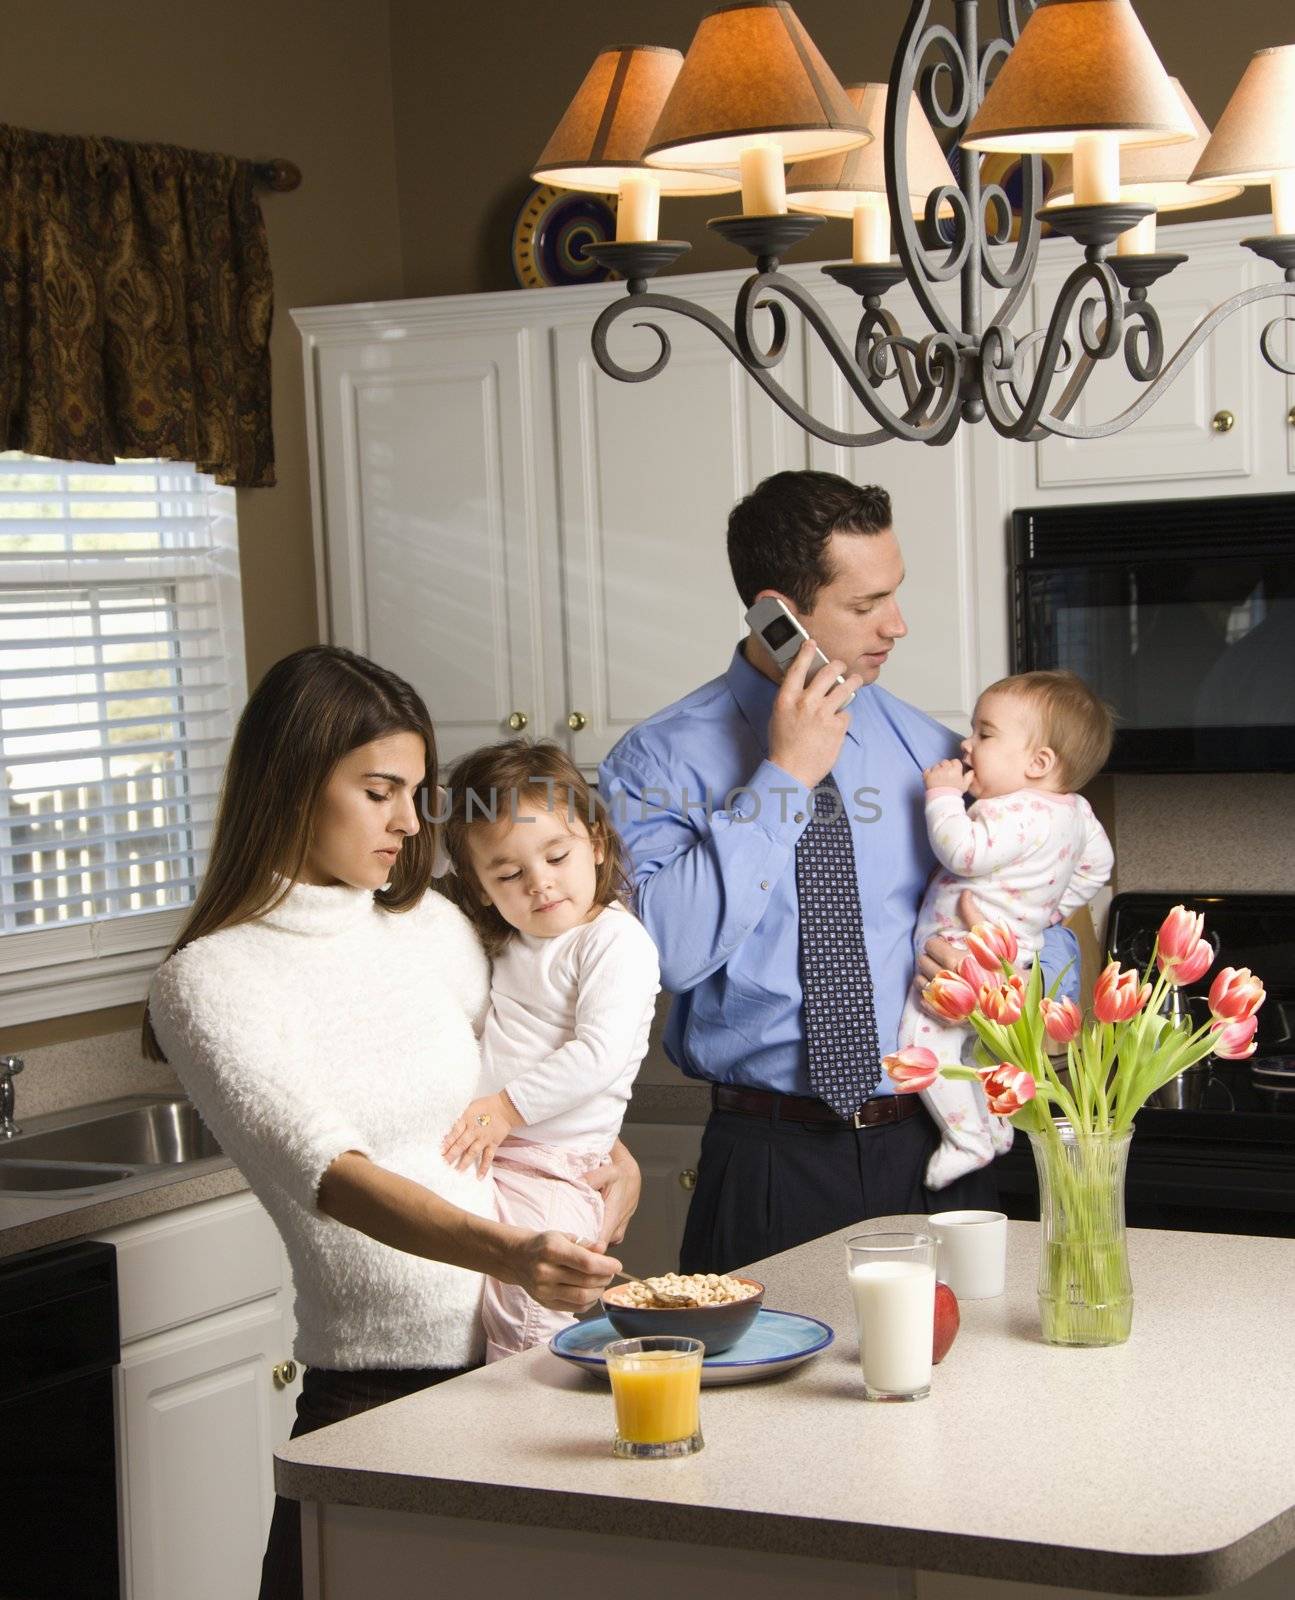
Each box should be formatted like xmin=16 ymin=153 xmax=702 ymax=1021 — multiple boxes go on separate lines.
xmin=617 ymin=1271 xmax=757 ymax=1309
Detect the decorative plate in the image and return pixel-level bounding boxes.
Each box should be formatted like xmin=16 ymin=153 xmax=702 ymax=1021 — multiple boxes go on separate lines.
xmin=512 ymin=183 xmax=618 ymax=289
xmin=549 ymin=1308 xmax=834 ymax=1387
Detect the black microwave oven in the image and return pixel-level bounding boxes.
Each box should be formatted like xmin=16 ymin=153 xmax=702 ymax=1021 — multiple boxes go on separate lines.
xmin=1011 ymin=492 xmax=1295 ymax=774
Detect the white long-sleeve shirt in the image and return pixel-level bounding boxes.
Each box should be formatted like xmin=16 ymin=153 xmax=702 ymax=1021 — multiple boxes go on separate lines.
xmin=476 ymin=904 xmax=660 ymax=1152
xmin=148 ymin=883 xmax=495 ymax=1371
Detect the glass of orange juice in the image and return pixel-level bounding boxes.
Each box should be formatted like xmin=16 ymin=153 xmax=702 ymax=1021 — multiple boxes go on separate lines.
xmin=604 ymin=1336 xmax=704 ymax=1459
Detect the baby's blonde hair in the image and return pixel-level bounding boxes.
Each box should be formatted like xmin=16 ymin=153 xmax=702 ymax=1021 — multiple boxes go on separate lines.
xmin=983 ymin=670 xmax=1114 ymax=791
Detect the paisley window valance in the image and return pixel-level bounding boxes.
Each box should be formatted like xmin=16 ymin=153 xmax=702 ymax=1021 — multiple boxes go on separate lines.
xmin=0 ymin=124 xmax=275 ymax=487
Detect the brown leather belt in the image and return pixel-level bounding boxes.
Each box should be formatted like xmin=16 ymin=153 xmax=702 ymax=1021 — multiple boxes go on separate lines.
xmin=712 ymin=1083 xmax=922 ymax=1130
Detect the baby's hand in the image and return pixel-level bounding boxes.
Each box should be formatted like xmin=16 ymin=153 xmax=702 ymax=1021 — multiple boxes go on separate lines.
xmin=441 ymin=1092 xmax=520 ymax=1179
xmin=924 ymin=758 xmax=971 ymax=792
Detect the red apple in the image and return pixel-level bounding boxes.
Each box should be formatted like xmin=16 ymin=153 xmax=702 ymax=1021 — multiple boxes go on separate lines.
xmin=933 ymin=1281 xmax=960 ymax=1364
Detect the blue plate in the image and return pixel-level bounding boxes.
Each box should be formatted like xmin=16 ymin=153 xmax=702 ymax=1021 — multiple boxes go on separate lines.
xmin=549 ymin=1308 xmax=834 ymax=1386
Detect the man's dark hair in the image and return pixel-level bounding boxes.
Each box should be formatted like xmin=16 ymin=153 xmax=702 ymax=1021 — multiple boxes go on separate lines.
xmin=727 ymin=471 xmax=892 ymax=611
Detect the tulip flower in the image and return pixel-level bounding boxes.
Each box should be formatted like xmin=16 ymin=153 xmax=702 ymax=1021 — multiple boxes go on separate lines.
xmin=1155 ymin=905 xmax=1213 ymax=985
xmin=1040 ymin=995 xmax=1082 ymax=1044
xmin=925 ymin=968 xmax=979 ymax=1021
xmin=977 ymin=1062 xmax=1037 ymax=1116
xmin=1092 ymin=961 xmax=1152 ymax=1024
xmin=882 ymin=1046 xmax=942 ymax=1093
xmin=966 ymin=920 xmax=1019 ymax=973
xmin=958 ymin=953 xmax=994 ymax=991
xmin=978 ymin=973 xmax=1026 ymax=1026
xmin=1210 ymin=1015 xmax=1258 ymax=1060
xmin=1208 ymin=966 xmax=1266 ymax=1023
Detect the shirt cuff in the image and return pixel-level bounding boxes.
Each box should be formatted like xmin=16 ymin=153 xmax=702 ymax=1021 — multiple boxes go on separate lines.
xmin=728 ymin=759 xmax=817 ymax=844
xmin=925 ymin=786 xmax=966 ymax=800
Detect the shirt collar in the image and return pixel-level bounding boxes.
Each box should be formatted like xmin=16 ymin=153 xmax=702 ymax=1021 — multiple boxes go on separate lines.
xmin=726 ymin=642 xmax=865 ymax=749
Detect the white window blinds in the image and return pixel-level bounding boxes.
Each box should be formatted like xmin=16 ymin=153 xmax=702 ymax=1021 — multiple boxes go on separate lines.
xmin=0 ymin=455 xmax=246 ymax=1023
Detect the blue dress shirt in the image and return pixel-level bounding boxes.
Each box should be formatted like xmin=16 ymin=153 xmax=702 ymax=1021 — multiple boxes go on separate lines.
xmin=599 ymin=645 xmax=1081 ymax=1097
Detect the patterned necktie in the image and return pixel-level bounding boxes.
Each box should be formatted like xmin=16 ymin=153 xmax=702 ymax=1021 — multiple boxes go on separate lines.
xmin=796 ymin=775 xmax=883 ymax=1118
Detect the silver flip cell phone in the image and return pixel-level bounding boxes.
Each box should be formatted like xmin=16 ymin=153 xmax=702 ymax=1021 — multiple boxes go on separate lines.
xmin=744 ymin=596 xmax=857 ymax=709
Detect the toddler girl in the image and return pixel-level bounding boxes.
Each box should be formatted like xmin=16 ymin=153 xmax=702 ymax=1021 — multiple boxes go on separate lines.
xmin=903 ymin=670 xmax=1115 ymax=1188
xmin=439 ymin=740 xmax=660 ymax=1361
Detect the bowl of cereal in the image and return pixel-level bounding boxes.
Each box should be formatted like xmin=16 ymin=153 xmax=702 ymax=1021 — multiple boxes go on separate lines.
xmin=600 ymin=1272 xmax=765 ymax=1354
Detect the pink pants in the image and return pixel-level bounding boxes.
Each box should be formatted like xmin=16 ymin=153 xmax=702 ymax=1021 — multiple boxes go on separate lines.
xmin=481 ymin=1137 xmax=608 ymax=1363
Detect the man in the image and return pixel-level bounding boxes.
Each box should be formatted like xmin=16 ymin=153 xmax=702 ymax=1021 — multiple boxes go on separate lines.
xmin=599 ymin=471 xmax=1079 ymax=1274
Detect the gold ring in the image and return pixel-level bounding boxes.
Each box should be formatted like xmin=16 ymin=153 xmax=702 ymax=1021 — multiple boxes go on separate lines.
xmin=475 ymin=1113 xmax=491 ymax=1128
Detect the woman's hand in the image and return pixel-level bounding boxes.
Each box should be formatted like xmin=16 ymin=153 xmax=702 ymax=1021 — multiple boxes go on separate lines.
xmin=510 ymin=1230 xmax=621 ymax=1313
xmin=441 ymin=1091 xmax=520 ymax=1177
xmin=584 ymin=1139 xmax=641 ymax=1248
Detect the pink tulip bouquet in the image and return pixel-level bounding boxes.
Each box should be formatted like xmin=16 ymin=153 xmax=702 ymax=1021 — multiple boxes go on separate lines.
xmin=882 ymin=907 xmax=1267 ymax=1346
xmin=881 ymin=906 xmax=1265 ymax=1139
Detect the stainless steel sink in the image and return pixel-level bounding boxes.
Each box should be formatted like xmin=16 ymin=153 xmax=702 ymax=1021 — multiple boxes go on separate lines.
xmin=0 ymin=1160 xmax=138 ymax=1192
xmin=9 ymin=1099 xmax=222 ymax=1166
xmin=0 ymin=1095 xmax=226 ymax=1197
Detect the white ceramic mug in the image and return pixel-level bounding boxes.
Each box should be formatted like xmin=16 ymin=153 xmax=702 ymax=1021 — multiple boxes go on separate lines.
xmin=928 ymin=1209 xmax=1008 ymax=1300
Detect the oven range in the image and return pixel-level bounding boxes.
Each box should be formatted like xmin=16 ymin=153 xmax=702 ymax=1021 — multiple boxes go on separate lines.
xmin=994 ymin=892 xmax=1295 ymax=1239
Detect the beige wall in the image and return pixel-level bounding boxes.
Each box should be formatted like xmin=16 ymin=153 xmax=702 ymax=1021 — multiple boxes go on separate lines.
xmin=0 ymin=0 xmax=405 ymax=1052
xmin=390 ymin=0 xmax=1294 ymax=297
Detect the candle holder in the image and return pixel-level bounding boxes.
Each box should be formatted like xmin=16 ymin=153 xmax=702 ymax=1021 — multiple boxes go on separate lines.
xmin=709 ymin=214 xmax=823 ymax=271
xmin=583 ymin=241 xmax=692 ymax=294
xmin=821 ymin=262 xmax=907 ymax=302
xmin=1242 ymin=236 xmax=1295 ymax=281
xmin=1040 ymin=204 xmax=1155 ymax=260
xmin=1109 ymin=253 xmax=1188 ymax=295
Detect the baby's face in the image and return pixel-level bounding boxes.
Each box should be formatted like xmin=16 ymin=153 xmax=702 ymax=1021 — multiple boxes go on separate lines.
xmin=467 ymin=797 xmax=605 ymax=940
xmin=960 ymin=691 xmax=1049 ymax=800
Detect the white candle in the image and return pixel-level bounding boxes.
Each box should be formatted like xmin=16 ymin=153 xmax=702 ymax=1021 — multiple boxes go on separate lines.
xmin=616 ymin=174 xmax=661 ymax=243
xmin=849 ymin=1260 xmax=935 ymax=1396
xmin=1072 ymin=131 xmax=1121 ymax=205
xmin=1117 ymin=211 xmax=1158 ymax=256
xmin=1273 ymin=168 xmax=1295 ymax=236
xmin=739 ymin=140 xmax=787 ymax=216
xmin=852 ymin=197 xmax=892 ymax=264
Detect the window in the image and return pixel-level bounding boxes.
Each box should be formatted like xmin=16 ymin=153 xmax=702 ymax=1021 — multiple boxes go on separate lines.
xmin=0 ymin=456 xmax=245 ymax=1024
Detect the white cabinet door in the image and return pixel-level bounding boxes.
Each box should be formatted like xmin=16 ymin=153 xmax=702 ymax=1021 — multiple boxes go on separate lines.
xmin=1029 ymin=248 xmax=1257 ymax=490
xmin=551 ymin=298 xmax=804 ymax=769
xmin=801 ymin=278 xmax=982 ymax=730
xmin=312 ymin=324 xmax=555 ymax=769
xmin=117 ymin=1294 xmax=291 ymax=1600
xmin=616 ymin=1121 xmax=704 ymax=1277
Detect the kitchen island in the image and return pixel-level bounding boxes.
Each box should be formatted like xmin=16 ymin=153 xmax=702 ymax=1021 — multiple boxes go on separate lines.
xmin=276 ymin=1218 xmax=1295 ymax=1599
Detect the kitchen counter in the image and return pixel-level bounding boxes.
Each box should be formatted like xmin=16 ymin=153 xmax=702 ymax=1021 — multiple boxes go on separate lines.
xmin=0 ymin=1158 xmax=248 ymax=1259
xmin=277 ymin=1217 xmax=1295 ymax=1600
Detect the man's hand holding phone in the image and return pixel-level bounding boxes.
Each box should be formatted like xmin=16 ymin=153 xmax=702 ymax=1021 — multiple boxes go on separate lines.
xmin=769 ymin=639 xmax=863 ymax=790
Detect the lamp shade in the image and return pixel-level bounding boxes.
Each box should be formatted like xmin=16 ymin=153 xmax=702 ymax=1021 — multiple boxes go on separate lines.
xmin=643 ymin=1 xmax=870 ymax=168
xmin=1047 ymin=79 xmax=1243 ymax=209
xmin=533 ymin=45 xmax=739 ymax=195
xmin=786 ymin=84 xmax=954 ymax=217
xmin=962 ymin=0 xmax=1194 ymax=154
xmin=1190 ymin=45 xmax=1295 ymax=186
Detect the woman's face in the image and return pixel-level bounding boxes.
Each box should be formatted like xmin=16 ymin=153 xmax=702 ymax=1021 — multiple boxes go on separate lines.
xmin=299 ymin=732 xmax=425 ymax=890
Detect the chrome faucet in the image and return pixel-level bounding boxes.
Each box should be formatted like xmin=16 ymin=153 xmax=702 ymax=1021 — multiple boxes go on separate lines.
xmin=0 ymin=1056 xmax=23 ymax=1139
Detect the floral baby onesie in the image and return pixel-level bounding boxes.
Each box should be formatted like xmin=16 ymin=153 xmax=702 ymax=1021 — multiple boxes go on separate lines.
xmin=903 ymin=785 xmax=1114 ymax=1188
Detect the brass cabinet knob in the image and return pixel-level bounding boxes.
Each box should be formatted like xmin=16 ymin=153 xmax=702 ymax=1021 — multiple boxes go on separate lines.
xmin=507 ymin=711 xmax=529 ymax=731
xmin=1288 ymin=405 xmax=1295 ymax=427
xmin=678 ymin=1168 xmax=698 ymax=1191
xmin=567 ymin=711 xmax=588 ymax=732
xmin=272 ymin=1360 xmax=299 ymax=1389
xmin=1211 ymin=409 xmax=1235 ymax=433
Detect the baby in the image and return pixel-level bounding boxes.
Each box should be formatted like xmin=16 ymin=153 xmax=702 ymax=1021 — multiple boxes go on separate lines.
xmin=438 ymin=739 xmax=660 ymax=1361
xmin=903 ymin=670 xmax=1115 ymax=1188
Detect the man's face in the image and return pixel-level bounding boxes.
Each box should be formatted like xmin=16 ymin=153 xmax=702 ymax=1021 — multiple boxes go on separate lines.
xmin=767 ymin=527 xmax=908 ymax=687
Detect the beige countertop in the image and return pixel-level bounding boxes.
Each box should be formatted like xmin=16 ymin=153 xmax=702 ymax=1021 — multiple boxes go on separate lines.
xmin=277 ymin=1217 xmax=1295 ymax=1596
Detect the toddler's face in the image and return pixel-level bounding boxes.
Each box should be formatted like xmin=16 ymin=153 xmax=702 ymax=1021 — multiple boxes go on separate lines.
xmin=960 ymin=691 xmax=1052 ymax=800
xmin=467 ymin=797 xmax=605 ymax=939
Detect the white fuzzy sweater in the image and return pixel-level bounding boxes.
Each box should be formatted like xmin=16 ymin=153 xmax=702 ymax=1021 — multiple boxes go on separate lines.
xmin=148 ymin=882 xmax=495 ymax=1371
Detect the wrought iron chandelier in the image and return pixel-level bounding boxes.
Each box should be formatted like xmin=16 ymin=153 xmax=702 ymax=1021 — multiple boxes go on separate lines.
xmin=530 ymin=0 xmax=1295 ymax=448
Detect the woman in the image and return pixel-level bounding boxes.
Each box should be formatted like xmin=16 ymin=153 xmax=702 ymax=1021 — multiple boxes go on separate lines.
xmin=144 ymin=646 xmax=637 ymax=1599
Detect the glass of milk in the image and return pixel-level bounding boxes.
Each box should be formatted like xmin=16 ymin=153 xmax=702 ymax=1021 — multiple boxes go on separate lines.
xmin=846 ymin=1232 xmax=938 ymax=1401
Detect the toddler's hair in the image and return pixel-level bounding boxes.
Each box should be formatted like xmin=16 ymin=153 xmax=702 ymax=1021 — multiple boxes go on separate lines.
xmin=983 ymin=669 xmax=1115 ymax=791
xmin=439 ymin=739 xmax=634 ymax=954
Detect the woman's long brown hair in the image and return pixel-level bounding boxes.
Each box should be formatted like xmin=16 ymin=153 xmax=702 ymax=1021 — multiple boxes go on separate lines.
xmin=142 ymin=646 xmax=438 ymax=1060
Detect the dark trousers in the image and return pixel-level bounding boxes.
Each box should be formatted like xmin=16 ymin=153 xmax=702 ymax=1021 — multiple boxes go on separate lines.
xmin=258 ymin=1363 xmax=469 ymax=1600
xmin=679 ymin=1100 xmax=999 ymax=1274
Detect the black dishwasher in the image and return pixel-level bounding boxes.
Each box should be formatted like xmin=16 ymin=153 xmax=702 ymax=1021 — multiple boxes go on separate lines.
xmin=0 ymin=1239 xmax=120 ymax=1600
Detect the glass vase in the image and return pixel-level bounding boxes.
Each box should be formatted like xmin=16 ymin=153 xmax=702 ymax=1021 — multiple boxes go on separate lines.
xmin=1026 ymin=1122 xmax=1134 ymax=1347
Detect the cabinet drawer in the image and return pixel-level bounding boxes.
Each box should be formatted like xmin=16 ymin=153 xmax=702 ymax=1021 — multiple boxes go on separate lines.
xmin=98 ymin=1192 xmax=283 ymax=1344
